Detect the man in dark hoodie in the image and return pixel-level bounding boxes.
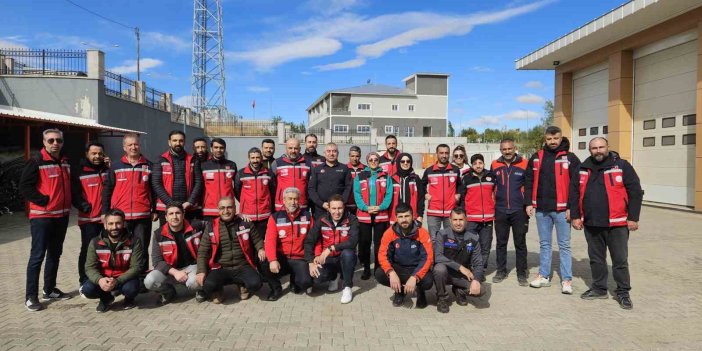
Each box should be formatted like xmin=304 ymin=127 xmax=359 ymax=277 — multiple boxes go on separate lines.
xmin=524 ymin=126 xmax=580 ymax=294
xmin=390 ymin=153 xmax=425 ymax=225
xmin=569 ymin=137 xmax=642 ymax=310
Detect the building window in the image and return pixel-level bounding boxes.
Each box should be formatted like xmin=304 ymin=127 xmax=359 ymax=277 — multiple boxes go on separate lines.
xmin=391 ymin=104 xmax=399 ymax=111
xmin=405 ymin=126 xmax=415 ymax=137
xmin=683 ymin=114 xmax=696 ymax=126
xmin=603 ymin=125 xmax=608 ymax=134
xmin=408 ymin=104 xmax=415 ymax=112
xmin=662 ymin=117 xmax=676 ymax=128
xmin=578 ymin=142 xmax=586 ymax=150
xmin=682 ymin=134 xmax=696 ymax=145
xmin=661 ymin=135 xmax=675 ymax=146
xmin=578 ymin=128 xmax=586 ymax=136
xmin=357 ymin=125 xmax=371 ymax=133
xmin=384 ymin=125 xmax=395 ymax=134
xmin=642 ymin=137 xmax=655 ymax=147
xmin=333 ymin=124 xmax=349 ymax=133
xmin=357 ymin=103 xmax=371 ymax=111
xmin=643 ymin=120 xmax=656 ymax=130
xmin=590 ymin=126 xmax=599 ymax=135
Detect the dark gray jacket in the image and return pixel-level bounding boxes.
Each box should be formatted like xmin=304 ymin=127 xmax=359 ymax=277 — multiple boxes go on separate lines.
xmin=308 ymin=161 xmax=352 ymax=213
xmin=433 ymin=227 xmax=484 ymax=281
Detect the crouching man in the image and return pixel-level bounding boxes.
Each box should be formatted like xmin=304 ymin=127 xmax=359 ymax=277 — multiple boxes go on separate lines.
xmin=375 ymin=203 xmax=434 ymax=308
xmin=305 ymin=194 xmax=359 ymax=304
xmin=83 ymin=209 xmax=143 ymax=312
xmin=196 ymin=197 xmax=267 ymax=303
xmin=145 ymin=203 xmax=206 ymax=304
xmin=433 ymin=208 xmax=483 ymax=313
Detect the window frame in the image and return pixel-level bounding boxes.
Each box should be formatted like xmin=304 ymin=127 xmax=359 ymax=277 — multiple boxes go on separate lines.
xmin=356 ymin=125 xmax=371 ymax=134
xmin=333 ymin=124 xmax=349 ymax=133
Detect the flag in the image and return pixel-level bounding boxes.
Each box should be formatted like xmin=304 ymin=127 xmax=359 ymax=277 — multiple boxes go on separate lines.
xmin=252 ymin=99 xmax=256 ymax=109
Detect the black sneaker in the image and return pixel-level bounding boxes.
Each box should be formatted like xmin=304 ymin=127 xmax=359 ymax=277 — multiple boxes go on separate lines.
xmin=160 ymin=287 xmax=177 ymax=305
xmin=96 ymin=295 xmax=115 ymax=313
xmin=580 ymin=289 xmax=608 ymax=300
xmin=615 ymin=295 xmax=633 ymax=310
xmin=195 ymin=290 xmax=206 ymax=303
xmin=453 ymin=287 xmax=469 ymax=306
xmin=42 ymin=288 xmax=71 ymax=301
xmin=25 ymin=297 xmax=43 ymax=312
xmin=266 ymin=288 xmax=282 ymax=301
xmin=122 ymin=298 xmax=137 ymax=310
xmin=291 ymin=284 xmax=303 ymax=294
xmin=437 ymin=298 xmax=450 ymax=313
xmin=392 ymin=292 xmax=405 ymax=307
xmin=492 ymin=272 xmax=507 ymax=283
xmin=517 ymin=276 xmax=529 ymax=287
xmin=360 ymin=266 xmax=371 ymax=280
xmin=415 ymin=290 xmax=428 ymax=309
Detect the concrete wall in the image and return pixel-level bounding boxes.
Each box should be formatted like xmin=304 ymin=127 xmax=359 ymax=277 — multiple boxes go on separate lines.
xmin=0 ymin=76 xmax=100 ymax=119
xmin=416 ymin=75 xmax=448 ymax=95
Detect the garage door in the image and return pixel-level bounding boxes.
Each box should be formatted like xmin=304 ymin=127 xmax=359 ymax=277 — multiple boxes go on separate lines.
xmin=572 ymin=62 xmax=609 ymax=161
xmin=633 ymin=39 xmax=697 ymax=207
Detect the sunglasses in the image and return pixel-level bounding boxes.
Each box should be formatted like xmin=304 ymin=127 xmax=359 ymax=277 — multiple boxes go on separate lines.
xmin=453 ymin=154 xmax=465 ymax=158
xmin=46 ymin=138 xmax=64 ymax=144
xmin=368 ymin=158 xmax=379 ymax=162
xmin=400 ymin=160 xmax=411 ymax=164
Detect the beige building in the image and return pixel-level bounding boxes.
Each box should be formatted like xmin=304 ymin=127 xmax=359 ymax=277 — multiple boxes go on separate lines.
xmin=518 ymin=0 xmax=702 ymax=211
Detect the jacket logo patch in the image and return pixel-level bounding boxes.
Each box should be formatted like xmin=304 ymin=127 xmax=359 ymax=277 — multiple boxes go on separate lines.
xmin=411 ymin=244 xmax=417 ymax=249
xmin=320 ymin=169 xmax=325 ymax=173
xmin=142 ymin=175 xmax=149 ymax=181
xmin=300 ymin=227 xmax=307 ymax=235
xmin=263 ymin=179 xmax=268 ymax=185
xmin=486 ymin=177 xmax=492 ymax=181
xmin=450 ymin=177 xmax=455 ymax=183
xmin=466 ymin=242 xmax=474 ymax=252
xmin=278 ymin=230 xmax=286 ymax=237
xmin=242 ymin=233 xmax=249 ymax=240
xmin=303 ymin=171 xmax=307 ymax=176
xmin=615 ymin=175 xmax=622 ymax=183
xmin=496 ymin=171 xmax=501 ymax=175
xmin=563 ymin=163 xmax=569 ymax=169
xmin=341 ymin=231 xmax=348 ymax=236
xmin=281 ymin=169 xmax=288 ymax=176
xmin=206 ymin=173 xmax=215 ymax=180
xmin=380 ymin=181 xmax=386 ymax=187
xmin=226 ymin=172 xmax=233 ymax=178
xmin=395 ymin=243 xmax=400 ymax=248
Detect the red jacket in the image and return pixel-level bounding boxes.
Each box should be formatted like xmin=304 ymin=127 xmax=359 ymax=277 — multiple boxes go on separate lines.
xmin=74 ymin=160 xmax=108 ymax=224
xmin=24 ymin=148 xmax=72 ymax=219
xmin=461 ymin=171 xmax=496 ymax=222
xmin=346 ymin=163 xmax=366 ymax=210
xmin=379 ymin=151 xmax=400 ymax=176
xmin=234 ymin=165 xmax=276 ymax=221
xmin=201 ymin=157 xmax=237 ymax=217
xmin=155 ymin=220 xmax=202 ymax=267
xmin=271 ymin=155 xmax=311 ymax=210
xmin=155 ymin=151 xmax=196 ymax=212
xmin=94 ymin=235 xmax=135 ymax=278
xmin=103 ymin=155 xmax=153 ymax=220
xmin=531 ymin=150 xmax=571 ymax=211
xmin=265 ymin=208 xmax=313 ymax=261
xmin=422 ymin=163 xmax=460 ymax=218
xmin=207 ymin=218 xmax=256 ymax=269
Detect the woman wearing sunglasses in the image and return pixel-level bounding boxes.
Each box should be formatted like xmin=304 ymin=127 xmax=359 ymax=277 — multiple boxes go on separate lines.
xmin=389 ymin=153 xmax=424 ymax=226
xmin=353 ymin=152 xmax=393 ymax=280
xmin=451 ymin=145 xmax=471 ymax=177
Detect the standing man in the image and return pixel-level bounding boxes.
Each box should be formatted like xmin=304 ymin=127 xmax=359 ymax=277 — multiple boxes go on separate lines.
xmin=460 ymin=154 xmax=496 ymax=273
xmin=262 ymin=188 xmax=314 ymax=300
xmin=83 ymin=209 xmax=143 ymax=312
xmin=433 ymin=208 xmax=483 ymax=313
xmin=152 ymin=130 xmax=204 ymax=223
xmin=490 ymin=138 xmax=530 ymax=286
xmin=200 ymin=138 xmax=237 ymax=220
xmin=390 ymin=153 xmax=425 ymax=225
xmin=375 ymin=204 xmax=433 ymax=309
xmin=379 ymin=135 xmax=400 ymax=176
xmin=271 ymin=138 xmax=311 ymax=211
xmin=524 ymin=126 xmax=580 ymax=294
xmin=261 ymin=138 xmax=276 ymax=170
xmin=72 ymin=142 xmax=110 ymax=292
xmin=305 ymin=194 xmax=359 ymax=304
xmin=235 ymin=147 xmax=276 ymax=240
xmin=346 ymin=146 xmax=365 ymax=213
xmin=570 ymin=138 xmax=642 ymax=309
xmin=422 ymin=144 xmax=461 ymax=238
xmin=304 ymin=134 xmax=325 ymax=168
xmin=20 ymin=128 xmax=72 ymax=311
xmin=102 ymin=133 xmax=155 ymax=274
xmin=308 ymin=142 xmax=352 ymax=218
xmin=145 ymin=203 xmax=206 ymax=304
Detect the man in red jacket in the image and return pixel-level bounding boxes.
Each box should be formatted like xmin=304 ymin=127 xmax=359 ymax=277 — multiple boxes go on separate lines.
xmin=271 ymin=138 xmax=311 ymax=211
xmin=200 ymin=138 xmax=237 ymax=220
xmin=235 ymin=147 xmax=276 ymax=239
xmin=460 ymin=154 xmax=496 ymax=274
xmin=379 ymin=135 xmax=400 ymax=176
xmin=422 ymin=144 xmax=461 ymax=238
xmin=19 ymin=128 xmax=73 ymax=311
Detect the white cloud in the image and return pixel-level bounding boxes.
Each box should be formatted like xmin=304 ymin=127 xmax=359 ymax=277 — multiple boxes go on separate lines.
xmin=524 ymin=80 xmax=544 ymax=89
xmin=247 ymin=86 xmax=270 ymax=93
xmin=516 ymin=93 xmax=545 ymax=104
xmin=463 ymin=116 xmax=502 ymax=127
xmin=228 ymin=37 xmax=342 ymax=70
xmin=504 ymin=109 xmax=541 ymax=120
xmin=471 ymin=66 xmax=494 ymax=73
xmin=302 ymin=0 xmax=364 ymax=15
xmin=315 ymin=57 xmax=366 ymax=71
xmin=174 ymin=95 xmax=194 ymax=108
xmin=142 ymin=32 xmax=190 ymax=51
xmin=0 ymin=37 xmax=28 ymax=49
xmin=109 ymin=58 xmax=163 ymax=75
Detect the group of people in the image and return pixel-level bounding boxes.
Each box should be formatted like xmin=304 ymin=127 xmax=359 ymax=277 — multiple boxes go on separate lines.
xmin=19 ymin=125 xmax=643 ymax=314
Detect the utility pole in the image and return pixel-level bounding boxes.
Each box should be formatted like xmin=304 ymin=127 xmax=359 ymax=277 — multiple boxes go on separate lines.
xmin=135 ymin=27 xmax=141 ymax=81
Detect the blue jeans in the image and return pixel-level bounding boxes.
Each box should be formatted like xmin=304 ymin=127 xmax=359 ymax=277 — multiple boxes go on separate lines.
xmin=82 ymin=278 xmax=140 ymax=301
xmin=313 ymin=249 xmax=357 ymax=288
xmin=26 ymin=216 xmax=69 ymax=300
xmin=535 ymin=211 xmax=572 ymax=281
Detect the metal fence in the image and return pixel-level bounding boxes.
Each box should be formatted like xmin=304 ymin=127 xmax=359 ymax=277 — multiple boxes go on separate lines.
xmin=104 ymin=70 xmax=138 ymax=102
xmin=205 ymin=120 xmax=276 ymax=136
xmin=303 ymin=127 xmax=373 ymax=145
xmin=0 ymin=49 xmax=87 ymax=76
xmin=145 ymin=86 xmax=167 ymax=111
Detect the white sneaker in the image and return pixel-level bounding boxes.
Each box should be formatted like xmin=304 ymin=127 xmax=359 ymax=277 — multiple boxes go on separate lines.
xmin=328 ymin=277 xmax=340 ymax=292
xmin=561 ymin=281 xmax=573 ymax=295
xmin=529 ymin=274 xmax=551 ymax=288
xmin=79 ymin=284 xmax=86 ymax=299
xmin=340 ymin=287 xmax=353 ymax=304
xmin=306 ymin=287 xmax=313 ymax=295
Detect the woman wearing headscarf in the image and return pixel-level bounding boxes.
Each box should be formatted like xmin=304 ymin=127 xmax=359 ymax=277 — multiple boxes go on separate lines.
xmin=390 ymin=153 xmax=425 ymax=226
xmin=353 ymin=152 xmax=393 ymax=280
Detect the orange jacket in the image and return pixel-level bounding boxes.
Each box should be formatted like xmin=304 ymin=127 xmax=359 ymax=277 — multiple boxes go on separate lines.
xmin=377 ymin=223 xmax=433 ymax=280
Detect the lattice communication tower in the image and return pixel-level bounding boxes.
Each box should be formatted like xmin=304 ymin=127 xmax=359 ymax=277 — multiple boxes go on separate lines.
xmin=191 ymin=0 xmax=227 ymax=120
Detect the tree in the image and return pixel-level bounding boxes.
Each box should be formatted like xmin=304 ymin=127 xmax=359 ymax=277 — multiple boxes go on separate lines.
xmin=271 ymin=116 xmax=283 ymax=124
xmin=460 ymin=127 xmax=480 ymax=142
xmin=542 ymin=99 xmax=554 ymax=126
xmin=448 ymin=121 xmax=455 ymax=137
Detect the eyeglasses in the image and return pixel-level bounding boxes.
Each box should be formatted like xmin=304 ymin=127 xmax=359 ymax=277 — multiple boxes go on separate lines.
xmin=368 ymin=158 xmax=379 ymax=162
xmin=400 ymin=160 xmax=411 ymax=164
xmin=453 ymin=154 xmax=464 ymax=158
xmin=46 ymin=138 xmax=64 ymax=144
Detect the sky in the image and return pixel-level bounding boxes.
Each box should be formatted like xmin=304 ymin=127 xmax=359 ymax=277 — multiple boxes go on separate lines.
xmin=1 ymin=0 xmax=626 ymax=132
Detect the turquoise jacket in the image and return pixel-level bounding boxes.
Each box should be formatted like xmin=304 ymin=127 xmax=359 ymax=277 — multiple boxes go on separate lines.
xmin=353 ymin=167 xmax=393 ymax=211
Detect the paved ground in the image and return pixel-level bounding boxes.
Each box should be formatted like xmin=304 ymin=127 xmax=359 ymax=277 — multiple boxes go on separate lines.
xmin=0 ymin=206 xmax=701 ymax=350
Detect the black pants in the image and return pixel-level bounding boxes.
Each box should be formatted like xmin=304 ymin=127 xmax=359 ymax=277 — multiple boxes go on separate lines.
xmin=314 ymin=249 xmax=357 ymax=288
xmin=26 ymin=216 xmax=69 ymax=299
xmin=82 ymin=278 xmax=140 ymax=302
xmin=78 ymin=223 xmax=103 ymax=285
xmin=358 ymin=219 xmax=388 ymax=269
xmin=374 ymin=264 xmax=433 ymax=293
xmin=252 ymin=219 xmax=268 ymax=243
xmin=584 ymin=226 xmax=631 ymax=297
xmin=202 ymin=265 xmax=262 ymax=296
xmin=126 ymin=218 xmax=153 ymax=272
xmin=467 ymin=221 xmax=493 ymax=269
xmin=494 ymin=210 xmax=528 ymax=277
xmin=260 ymin=255 xmax=312 ymax=291
xmin=433 ymin=263 xmax=471 ymax=299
